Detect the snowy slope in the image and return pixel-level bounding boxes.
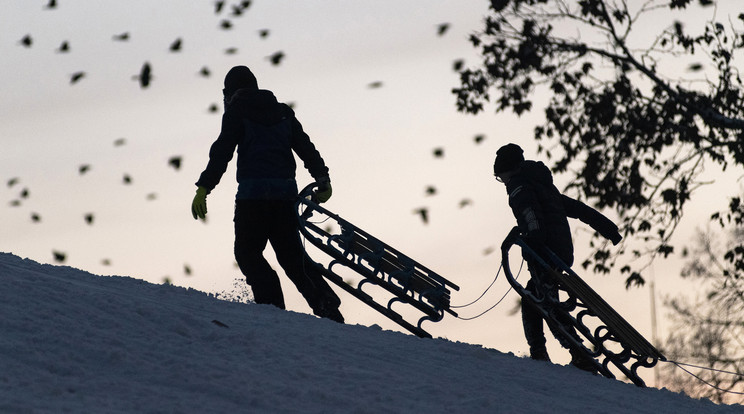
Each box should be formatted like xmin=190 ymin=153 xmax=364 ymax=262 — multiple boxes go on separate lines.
xmin=0 ymin=252 xmax=739 ymax=414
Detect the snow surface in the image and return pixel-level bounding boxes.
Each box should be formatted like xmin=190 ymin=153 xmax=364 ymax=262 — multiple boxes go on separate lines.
xmin=1 ymin=252 xmax=740 ymax=414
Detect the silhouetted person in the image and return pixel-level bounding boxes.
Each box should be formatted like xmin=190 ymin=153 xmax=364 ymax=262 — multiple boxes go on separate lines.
xmin=192 ymin=65 xmax=343 ymax=323
xmin=493 ymin=143 xmax=622 ymax=372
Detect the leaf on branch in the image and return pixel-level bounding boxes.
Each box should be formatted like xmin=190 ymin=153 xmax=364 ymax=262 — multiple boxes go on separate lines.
xmin=625 ymin=272 xmax=645 ymax=288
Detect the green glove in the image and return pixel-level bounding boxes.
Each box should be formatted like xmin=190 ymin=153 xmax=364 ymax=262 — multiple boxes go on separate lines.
xmin=191 ymin=186 xmax=208 ymax=220
xmin=315 ymin=178 xmax=332 ymax=203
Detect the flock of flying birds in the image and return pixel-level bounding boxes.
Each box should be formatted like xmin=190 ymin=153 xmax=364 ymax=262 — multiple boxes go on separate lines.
xmin=8 ymin=0 xmax=492 ymax=277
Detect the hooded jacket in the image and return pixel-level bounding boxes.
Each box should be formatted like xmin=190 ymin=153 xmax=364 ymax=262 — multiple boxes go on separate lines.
xmin=505 ymin=160 xmax=622 ymax=266
xmin=195 ymin=89 xmax=329 ymax=200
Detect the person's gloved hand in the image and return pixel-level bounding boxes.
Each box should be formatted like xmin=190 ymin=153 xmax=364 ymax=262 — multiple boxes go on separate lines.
xmin=315 ymin=177 xmax=332 ymax=203
xmin=191 ymin=186 xmax=208 ymax=220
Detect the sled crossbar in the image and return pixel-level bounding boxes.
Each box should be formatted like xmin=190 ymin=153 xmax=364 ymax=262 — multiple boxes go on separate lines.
xmin=501 ymin=226 xmax=665 ymax=387
xmin=296 ymin=184 xmax=459 ymax=338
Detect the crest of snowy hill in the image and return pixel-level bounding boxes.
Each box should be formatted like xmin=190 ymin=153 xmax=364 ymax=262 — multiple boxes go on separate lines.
xmin=0 ymin=252 xmax=739 ymax=413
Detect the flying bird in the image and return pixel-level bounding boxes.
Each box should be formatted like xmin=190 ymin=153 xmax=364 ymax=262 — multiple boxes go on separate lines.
xmin=112 ymin=32 xmax=130 ymax=41
xmin=267 ymin=51 xmax=285 ymax=66
xmin=7 ymin=177 xmax=20 ymax=187
xmin=134 ymin=62 xmax=152 ymax=88
xmin=425 ymin=186 xmax=437 ymax=196
xmin=84 ymin=213 xmax=94 ymax=225
xmin=113 ymin=137 xmax=126 ymax=146
xmin=31 ymin=213 xmax=41 ymax=223
xmin=122 ymin=174 xmax=132 ymax=184
xmin=44 ymin=0 xmax=57 ymax=9
xmin=52 ymin=250 xmax=66 ymax=263
xmin=169 ymin=38 xmax=182 ymax=52
xmin=432 ymin=147 xmax=444 ymax=158
xmin=224 ymin=47 xmax=238 ymax=55
xmin=214 ymin=0 xmax=225 ymax=14
xmin=168 ymin=156 xmax=182 ymax=170
xmin=198 ymin=66 xmax=211 ymax=77
xmin=258 ymin=29 xmax=270 ymax=38
xmin=56 ymin=41 xmax=70 ymax=53
xmin=220 ymin=20 xmax=233 ymax=30
xmin=184 ymin=264 xmax=192 ymax=276
xmin=208 ymin=103 xmax=219 ymax=113
xmin=436 ymin=23 xmax=450 ymax=36
xmin=367 ymin=81 xmax=383 ymax=89
xmin=78 ymin=164 xmax=91 ymax=175
xmin=19 ymin=188 xmax=29 ymax=199
xmin=19 ymin=35 xmax=33 ymax=48
xmin=414 ymin=207 xmax=429 ymax=225
xmin=452 ymin=59 xmax=464 ymax=71
xmin=458 ymin=198 xmax=473 ymax=208
xmin=473 ymin=134 xmax=486 ymax=144
xmin=70 ymin=71 xmax=86 ymax=84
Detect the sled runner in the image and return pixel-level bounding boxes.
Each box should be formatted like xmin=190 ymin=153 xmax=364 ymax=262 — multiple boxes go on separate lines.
xmin=296 ymin=184 xmax=459 ymax=338
xmin=501 ymin=226 xmax=665 ymax=387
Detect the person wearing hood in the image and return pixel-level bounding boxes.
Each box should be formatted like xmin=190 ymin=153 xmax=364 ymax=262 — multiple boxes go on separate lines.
xmin=493 ymin=143 xmax=622 ymax=372
xmin=191 ymin=65 xmax=343 ymax=323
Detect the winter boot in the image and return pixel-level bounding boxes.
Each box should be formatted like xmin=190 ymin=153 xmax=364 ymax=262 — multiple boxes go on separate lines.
xmin=569 ymin=348 xmax=598 ymax=374
xmin=529 ymin=346 xmax=551 ymax=362
xmin=313 ymin=301 xmax=345 ymax=324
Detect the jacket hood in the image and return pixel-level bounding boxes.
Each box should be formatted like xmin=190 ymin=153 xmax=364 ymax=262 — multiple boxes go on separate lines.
xmin=227 ymin=88 xmax=290 ymax=125
xmin=520 ymin=160 xmax=554 ymax=186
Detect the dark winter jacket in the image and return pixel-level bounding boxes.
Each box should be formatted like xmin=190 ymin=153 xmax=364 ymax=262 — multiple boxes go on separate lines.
xmin=504 ymin=160 xmax=622 ymax=267
xmin=195 ymin=89 xmax=329 ymax=200
xmin=505 ymin=160 xmax=575 ymax=265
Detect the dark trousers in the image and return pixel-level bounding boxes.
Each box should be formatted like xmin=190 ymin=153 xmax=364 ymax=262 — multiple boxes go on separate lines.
xmin=233 ymin=199 xmax=339 ymax=313
xmin=522 ymin=264 xmax=582 ymax=353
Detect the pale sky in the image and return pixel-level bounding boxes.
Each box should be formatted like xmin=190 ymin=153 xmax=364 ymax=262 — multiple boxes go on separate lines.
xmin=2 ymin=0 xmax=741 ymax=375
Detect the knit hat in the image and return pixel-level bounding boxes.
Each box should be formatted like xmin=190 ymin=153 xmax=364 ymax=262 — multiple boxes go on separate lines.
xmin=493 ymin=143 xmax=525 ymax=174
xmin=223 ymin=66 xmax=258 ymax=96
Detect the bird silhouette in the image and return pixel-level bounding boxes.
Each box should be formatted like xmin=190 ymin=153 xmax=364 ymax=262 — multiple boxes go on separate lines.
xmin=122 ymin=174 xmax=132 ymax=184
xmin=473 ymin=134 xmax=486 ymax=144
xmin=146 ymin=193 xmax=157 ymax=201
xmin=169 ymin=38 xmax=182 ymax=52
xmin=168 ymin=156 xmax=182 ymax=170
xmin=436 ymin=23 xmax=450 ymax=36
xmin=70 ymin=71 xmax=86 ymax=84
xmin=208 ymin=103 xmax=219 ymax=113
xmin=220 ymin=20 xmax=233 ymax=30
xmin=78 ymin=164 xmax=91 ymax=175
xmin=224 ymin=47 xmax=238 ymax=55
xmin=101 ymin=258 xmax=112 ymax=266
xmin=425 ymin=186 xmax=437 ymax=196
xmin=458 ymin=198 xmax=473 ymax=208
xmin=84 ymin=213 xmax=94 ymax=225
xmin=414 ymin=207 xmax=429 ymax=224
xmin=56 ymin=41 xmax=70 ymax=53
xmin=198 ymin=66 xmax=211 ymax=77
xmin=112 ymin=32 xmax=130 ymax=41
xmin=113 ymin=138 xmax=126 ymax=146
xmin=214 ymin=0 xmax=225 ymax=14
xmin=52 ymin=250 xmax=66 ymax=263
xmin=7 ymin=178 xmax=20 ymax=187
xmin=19 ymin=188 xmax=29 ymax=199
xmin=267 ymin=51 xmax=285 ymax=66
xmin=44 ymin=0 xmax=57 ymax=9
xmin=19 ymin=35 xmax=33 ymax=48
xmin=453 ymin=59 xmax=464 ymax=71
xmin=432 ymin=147 xmax=444 ymax=158
xmin=184 ymin=264 xmax=192 ymax=276
xmin=367 ymin=81 xmax=383 ymax=89
xmin=31 ymin=213 xmax=41 ymax=223
xmin=258 ymin=29 xmax=270 ymax=38
xmin=134 ymin=62 xmax=152 ymax=88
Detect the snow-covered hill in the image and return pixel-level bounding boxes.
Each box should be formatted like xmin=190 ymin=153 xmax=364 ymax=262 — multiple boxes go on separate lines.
xmin=0 ymin=252 xmax=738 ymax=413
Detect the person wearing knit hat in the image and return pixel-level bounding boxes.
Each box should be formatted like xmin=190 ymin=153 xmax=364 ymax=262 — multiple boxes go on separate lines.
xmin=493 ymin=143 xmax=622 ymax=372
xmin=191 ymin=66 xmax=343 ymax=323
